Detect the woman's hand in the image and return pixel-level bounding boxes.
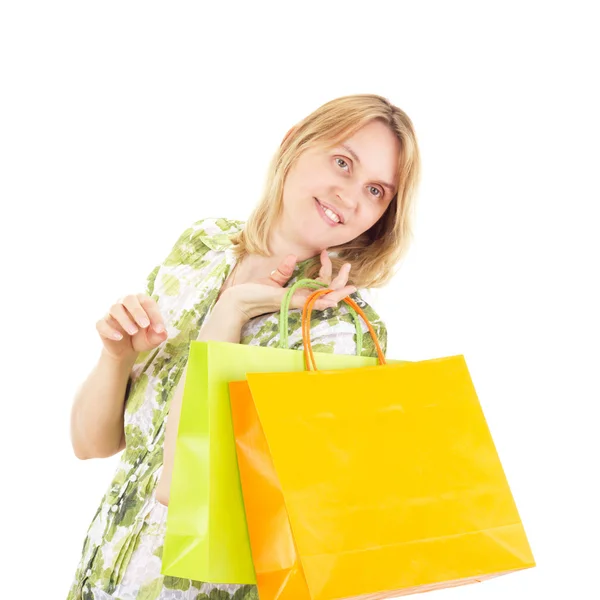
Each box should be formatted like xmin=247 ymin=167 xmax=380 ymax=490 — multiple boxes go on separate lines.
xmin=222 ymin=250 xmax=357 ymax=322
xmin=96 ymin=293 xmax=168 ymax=361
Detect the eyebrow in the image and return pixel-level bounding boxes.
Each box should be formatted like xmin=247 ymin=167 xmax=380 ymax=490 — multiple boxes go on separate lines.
xmin=341 ymin=144 xmax=396 ymax=194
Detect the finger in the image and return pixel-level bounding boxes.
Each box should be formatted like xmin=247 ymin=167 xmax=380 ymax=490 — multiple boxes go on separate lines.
xmin=317 ymin=250 xmax=333 ymax=284
xmin=292 ymin=286 xmax=356 ymax=312
xmin=321 ymin=285 xmax=357 ymax=305
xmin=329 ymin=263 xmax=352 ymax=290
xmin=121 ymin=295 xmax=153 ymax=330
xmin=139 ymin=295 xmax=166 ymax=333
xmin=269 ymin=254 xmax=297 ymax=286
xmin=108 ymin=302 xmax=140 ymax=336
xmin=290 ymin=294 xmax=333 ymax=312
xmin=96 ymin=315 xmax=125 ymax=341
xmin=305 ymin=296 xmax=346 ymax=312
xmin=290 ymin=287 xmax=328 ymax=310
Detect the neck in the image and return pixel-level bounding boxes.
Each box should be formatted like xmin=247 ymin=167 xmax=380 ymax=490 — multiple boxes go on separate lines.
xmin=235 ymin=215 xmax=321 ymax=282
xmin=268 ymin=214 xmax=322 ymax=262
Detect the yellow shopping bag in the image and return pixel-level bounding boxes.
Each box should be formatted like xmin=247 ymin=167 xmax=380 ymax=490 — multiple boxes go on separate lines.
xmin=229 ymin=289 xmax=536 ymax=600
xmin=162 ymin=279 xmax=404 ymax=583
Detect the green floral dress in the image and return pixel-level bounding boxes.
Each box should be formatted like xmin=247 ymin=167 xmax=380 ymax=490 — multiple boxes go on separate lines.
xmin=67 ymin=217 xmax=388 ymax=600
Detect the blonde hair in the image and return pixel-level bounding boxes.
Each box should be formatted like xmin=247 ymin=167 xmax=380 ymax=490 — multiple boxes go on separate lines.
xmin=230 ymin=93 xmax=422 ymax=289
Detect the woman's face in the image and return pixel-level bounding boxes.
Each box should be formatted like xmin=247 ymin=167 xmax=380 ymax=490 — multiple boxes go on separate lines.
xmin=280 ymin=119 xmax=400 ymax=252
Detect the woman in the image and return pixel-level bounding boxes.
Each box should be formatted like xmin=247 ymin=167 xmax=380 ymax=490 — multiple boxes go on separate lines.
xmin=67 ymin=93 xmax=421 ymax=599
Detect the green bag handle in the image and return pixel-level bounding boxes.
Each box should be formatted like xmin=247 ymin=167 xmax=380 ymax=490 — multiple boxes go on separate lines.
xmin=277 ymin=277 xmax=364 ymax=356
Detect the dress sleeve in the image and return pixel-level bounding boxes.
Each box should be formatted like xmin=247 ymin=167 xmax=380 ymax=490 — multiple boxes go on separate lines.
xmin=144 ymin=264 xmax=161 ymax=300
xmin=130 ymin=219 xmax=211 ymax=369
xmin=140 ymin=217 xmax=215 ymax=299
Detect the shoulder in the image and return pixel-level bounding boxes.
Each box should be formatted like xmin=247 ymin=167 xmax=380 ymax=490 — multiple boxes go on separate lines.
xmin=163 ymin=217 xmax=245 ymax=266
xmin=175 ymin=216 xmax=245 ymax=249
xmin=191 ymin=217 xmax=245 ymax=246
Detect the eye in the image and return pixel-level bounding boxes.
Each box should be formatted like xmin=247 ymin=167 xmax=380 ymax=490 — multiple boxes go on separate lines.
xmin=335 ymin=156 xmax=384 ymax=199
xmin=335 ymin=157 xmax=349 ymax=171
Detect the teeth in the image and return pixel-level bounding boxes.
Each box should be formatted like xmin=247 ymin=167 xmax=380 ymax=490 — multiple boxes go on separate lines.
xmin=319 ymin=202 xmax=341 ymax=223
xmin=324 ymin=208 xmax=340 ymax=223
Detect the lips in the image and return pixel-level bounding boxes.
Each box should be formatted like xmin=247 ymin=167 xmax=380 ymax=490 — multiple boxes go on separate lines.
xmin=315 ymin=198 xmax=344 ymax=224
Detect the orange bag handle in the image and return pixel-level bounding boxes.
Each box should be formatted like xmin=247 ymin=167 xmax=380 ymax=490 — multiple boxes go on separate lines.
xmin=301 ymin=289 xmax=387 ymax=371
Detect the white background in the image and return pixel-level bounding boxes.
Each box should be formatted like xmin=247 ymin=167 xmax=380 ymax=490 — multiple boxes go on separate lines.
xmin=1 ymin=1 xmax=598 ymax=597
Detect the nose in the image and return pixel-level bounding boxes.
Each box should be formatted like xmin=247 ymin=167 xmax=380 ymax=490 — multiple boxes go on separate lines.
xmin=335 ymin=184 xmax=360 ymax=212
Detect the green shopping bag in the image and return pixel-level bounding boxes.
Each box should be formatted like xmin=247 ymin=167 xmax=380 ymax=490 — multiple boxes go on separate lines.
xmin=161 ymin=279 xmax=407 ymax=583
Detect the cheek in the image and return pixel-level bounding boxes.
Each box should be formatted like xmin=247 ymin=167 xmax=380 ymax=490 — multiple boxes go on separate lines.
xmin=284 ymin=168 xmax=309 ymax=197
xmin=295 ymin=160 xmax=327 ymax=191
xmin=351 ymin=205 xmax=384 ymax=232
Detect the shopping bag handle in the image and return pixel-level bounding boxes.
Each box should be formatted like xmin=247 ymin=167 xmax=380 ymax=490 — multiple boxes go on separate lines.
xmin=277 ymin=278 xmax=365 ymax=355
xmin=302 ymin=288 xmax=387 ymax=371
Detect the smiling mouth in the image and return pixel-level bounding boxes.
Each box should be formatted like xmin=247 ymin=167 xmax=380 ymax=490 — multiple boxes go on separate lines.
xmin=315 ymin=198 xmax=344 ymax=225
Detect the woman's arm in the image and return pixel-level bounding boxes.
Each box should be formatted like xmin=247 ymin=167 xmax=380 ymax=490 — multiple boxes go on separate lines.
xmin=155 ymin=294 xmax=247 ymax=506
xmin=70 ymin=349 xmax=139 ymax=460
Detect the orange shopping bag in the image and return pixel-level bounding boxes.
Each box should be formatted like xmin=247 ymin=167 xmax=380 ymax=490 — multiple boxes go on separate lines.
xmin=229 ymin=289 xmax=536 ymax=600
